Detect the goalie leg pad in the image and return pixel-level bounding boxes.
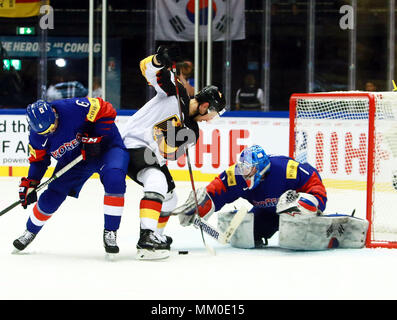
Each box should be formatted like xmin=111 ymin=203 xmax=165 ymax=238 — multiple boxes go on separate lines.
xmin=217 ymin=210 xmax=235 ymax=233
xmin=279 ymin=214 xmax=369 ymax=250
xmin=218 ymin=211 xmax=255 ymax=249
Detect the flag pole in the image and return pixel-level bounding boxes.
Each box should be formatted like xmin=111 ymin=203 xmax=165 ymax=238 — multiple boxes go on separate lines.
xmin=194 ymin=0 xmax=199 ymax=94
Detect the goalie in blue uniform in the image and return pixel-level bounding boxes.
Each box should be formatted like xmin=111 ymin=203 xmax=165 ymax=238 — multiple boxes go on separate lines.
xmin=174 ymin=145 xmax=369 ymax=250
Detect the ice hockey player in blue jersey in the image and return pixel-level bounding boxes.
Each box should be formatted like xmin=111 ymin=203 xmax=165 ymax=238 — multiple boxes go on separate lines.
xmin=174 ymin=145 xmax=369 ymax=250
xmin=13 ymin=98 xmax=129 ymax=256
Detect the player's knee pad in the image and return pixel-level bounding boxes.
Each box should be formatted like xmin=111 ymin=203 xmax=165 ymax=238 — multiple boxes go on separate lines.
xmin=101 ymin=168 xmax=127 ymax=194
xmin=217 ymin=211 xmax=255 ymax=249
xmin=137 ymin=167 xmax=168 ymax=198
xmin=38 ymin=188 xmax=67 ymax=214
xmin=279 ymin=213 xmax=369 ymax=250
xmin=143 ymin=191 xmax=165 ymax=203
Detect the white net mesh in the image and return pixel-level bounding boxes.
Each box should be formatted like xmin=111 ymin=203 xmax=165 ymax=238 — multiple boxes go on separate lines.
xmin=292 ymin=92 xmax=397 ymax=246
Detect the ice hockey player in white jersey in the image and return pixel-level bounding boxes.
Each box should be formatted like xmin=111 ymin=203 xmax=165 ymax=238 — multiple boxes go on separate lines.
xmin=120 ymin=46 xmax=226 ymax=260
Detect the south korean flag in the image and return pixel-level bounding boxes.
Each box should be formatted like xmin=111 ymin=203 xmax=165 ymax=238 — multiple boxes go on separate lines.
xmin=155 ymin=0 xmax=245 ymax=42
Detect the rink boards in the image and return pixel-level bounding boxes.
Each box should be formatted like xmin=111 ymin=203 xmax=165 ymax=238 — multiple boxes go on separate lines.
xmin=0 ymin=110 xmax=290 ymax=181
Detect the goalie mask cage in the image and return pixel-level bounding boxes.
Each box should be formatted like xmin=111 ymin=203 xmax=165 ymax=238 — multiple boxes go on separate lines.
xmin=289 ymin=92 xmax=397 ymax=248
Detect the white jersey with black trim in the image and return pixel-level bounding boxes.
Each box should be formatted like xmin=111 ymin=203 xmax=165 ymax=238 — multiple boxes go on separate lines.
xmin=120 ymin=55 xmax=191 ymax=166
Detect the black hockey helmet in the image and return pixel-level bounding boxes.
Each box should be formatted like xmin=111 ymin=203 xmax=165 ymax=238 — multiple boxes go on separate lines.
xmin=195 ymin=85 xmax=226 ymax=115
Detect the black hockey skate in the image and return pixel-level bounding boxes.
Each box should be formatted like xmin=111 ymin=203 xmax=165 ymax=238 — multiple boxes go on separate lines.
xmin=136 ymin=229 xmax=170 ymax=260
xmin=13 ymin=230 xmax=36 ymax=252
xmin=164 ymin=235 xmax=173 ymax=245
xmin=103 ymin=229 xmax=119 ymax=254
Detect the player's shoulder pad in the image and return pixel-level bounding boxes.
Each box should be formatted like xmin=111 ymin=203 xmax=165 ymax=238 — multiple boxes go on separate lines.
xmin=225 ymin=164 xmax=237 ymax=186
xmin=285 ymin=158 xmax=300 ymax=179
xmin=75 ymin=97 xmax=116 ymax=123
xmin=270 ymin=155 xmax=301 ymax=180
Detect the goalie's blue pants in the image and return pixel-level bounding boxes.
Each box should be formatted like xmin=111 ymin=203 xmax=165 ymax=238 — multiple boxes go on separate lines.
xmin=251 ymin=207 xmax=280 ymax=242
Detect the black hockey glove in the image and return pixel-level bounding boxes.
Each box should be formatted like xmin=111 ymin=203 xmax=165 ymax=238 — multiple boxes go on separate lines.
xmin=19 ymin=177 xmax=40 ymax=209
xmin=155 ymin=45 xmax=182 ymax=69
xmin=81 ymin=136 xmax=103 ymax=161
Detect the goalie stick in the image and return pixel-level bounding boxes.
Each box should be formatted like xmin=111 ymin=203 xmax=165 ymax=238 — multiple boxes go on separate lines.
xmin=0 ymin=154 xmax=84 ymax=216
xmin=192 ymin=206 xmax=248 ymax=245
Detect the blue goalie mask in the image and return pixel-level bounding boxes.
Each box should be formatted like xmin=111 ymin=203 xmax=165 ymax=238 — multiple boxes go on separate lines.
xmin=237 ymin=145 xmax=271 ymax=190
xmin=26 ymin=100 xmax=56 ymax=135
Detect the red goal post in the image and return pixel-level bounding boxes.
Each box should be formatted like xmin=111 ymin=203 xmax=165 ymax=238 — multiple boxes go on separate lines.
xmin=289 ymin=92 xmax=397 ymax=248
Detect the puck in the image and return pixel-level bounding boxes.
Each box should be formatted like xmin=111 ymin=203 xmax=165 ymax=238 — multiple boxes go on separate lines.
xmin=178 ymin=250 xmax=189 ymax=255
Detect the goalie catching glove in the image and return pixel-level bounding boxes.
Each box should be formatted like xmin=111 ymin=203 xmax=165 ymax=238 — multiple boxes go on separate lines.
xmin=19 ymin=177 xmax=40 ymax=209
xmin=276 ymin=190 xmax=321 ymax=216
xmin=172 ymin=187 xmax=215 ymax=226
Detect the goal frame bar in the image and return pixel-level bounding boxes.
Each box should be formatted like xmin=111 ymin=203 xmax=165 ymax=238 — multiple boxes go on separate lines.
xmin=289 ymin=92 xmax=397 ymax=248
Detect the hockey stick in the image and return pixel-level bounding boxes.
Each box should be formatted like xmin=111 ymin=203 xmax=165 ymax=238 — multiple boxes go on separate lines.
xmin=0 ymin=154 xmax=84 ymax=216
xmin=172 ymin=64 xmax=215 ymax=255
xmin=192 ymin=206 xmax=248 ymax=244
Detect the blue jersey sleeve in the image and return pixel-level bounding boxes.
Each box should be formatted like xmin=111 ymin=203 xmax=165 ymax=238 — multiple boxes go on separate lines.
xmin=205 ymin=164 xmax=247 ymax=212
xmin=295 ymin=162 xmax=327 ymax=211
xmin=27 ymin=134 xmax=51 ymax=181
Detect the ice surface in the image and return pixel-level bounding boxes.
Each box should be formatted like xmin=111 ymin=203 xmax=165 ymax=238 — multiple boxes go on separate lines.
xmin=1 ymin=177 xmax=397 ymax=300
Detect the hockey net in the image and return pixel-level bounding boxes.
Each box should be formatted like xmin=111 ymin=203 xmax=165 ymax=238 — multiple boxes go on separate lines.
xmin=289 ymin=92 xmax=397 ymax=248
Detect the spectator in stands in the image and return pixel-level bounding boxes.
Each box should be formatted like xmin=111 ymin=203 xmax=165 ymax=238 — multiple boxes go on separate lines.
xmin=92 ymin=76 xmax=103 ymax=98
xmin=365 ymin=81 xmax=377 ymax=92
xmin=176 ymin=60 xmax=195 ymax=97
xmin=46 ymin=75 xmax=88 ymax=102
xmin=235 ymin=74 xmax=264 ymax=111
